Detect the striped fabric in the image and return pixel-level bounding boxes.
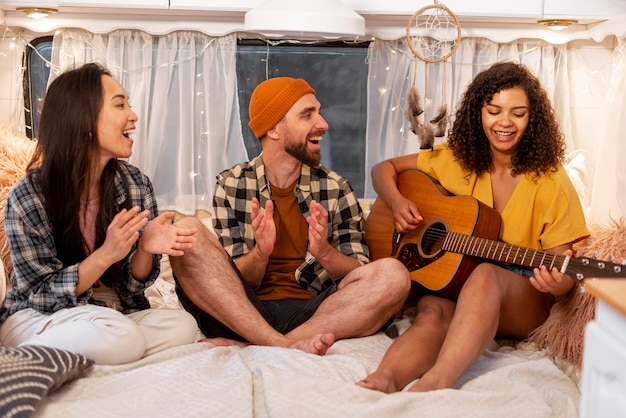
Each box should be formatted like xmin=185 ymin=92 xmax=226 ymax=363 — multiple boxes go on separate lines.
xmin=0 ymin=345 xmax=93 ymax=417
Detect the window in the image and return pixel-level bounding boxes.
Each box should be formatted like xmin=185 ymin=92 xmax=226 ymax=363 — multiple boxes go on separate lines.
xmin=24 ymin=36 xmax=52 ymax=139
xmin=25 ymin=37 xmax=370 ymax=197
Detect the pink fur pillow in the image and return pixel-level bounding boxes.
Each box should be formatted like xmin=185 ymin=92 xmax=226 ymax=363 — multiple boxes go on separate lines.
xmin=0 ymin=125 xmax=36 ymax=287
xmin=524 ymin=217 xmax=626 ymax=370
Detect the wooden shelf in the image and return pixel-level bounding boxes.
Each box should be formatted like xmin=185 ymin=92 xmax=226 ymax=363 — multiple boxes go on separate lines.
xmin=584 ymin=279 xmax=626 ymax=317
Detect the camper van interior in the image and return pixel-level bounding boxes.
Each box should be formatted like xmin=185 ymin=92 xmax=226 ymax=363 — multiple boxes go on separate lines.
xmin=1 ymin=1 xmax=625 ymax=417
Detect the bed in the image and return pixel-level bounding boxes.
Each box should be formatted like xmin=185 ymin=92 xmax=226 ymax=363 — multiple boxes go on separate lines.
xmin=32 ymin=259 xmax=582 ymax=418
xmin=0 ymin=126 xmax=600 ymax=417
xmin=33 ymin=331 xmax=581 ymax=417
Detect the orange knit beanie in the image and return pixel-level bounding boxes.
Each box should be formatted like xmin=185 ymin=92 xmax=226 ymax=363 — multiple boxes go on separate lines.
xmin=248 ymin=77 xmax=316 ymax=139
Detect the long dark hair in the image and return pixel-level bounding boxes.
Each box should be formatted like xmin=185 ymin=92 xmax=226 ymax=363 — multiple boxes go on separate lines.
xmin=28 ymin=63 xmax=131 ymax=287
xmin=448 ymin=61 xmax=566 ymax=178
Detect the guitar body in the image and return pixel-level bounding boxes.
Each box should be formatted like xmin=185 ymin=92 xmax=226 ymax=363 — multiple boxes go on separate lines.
xmin=364 ymin=170 xmax=502 ymax=299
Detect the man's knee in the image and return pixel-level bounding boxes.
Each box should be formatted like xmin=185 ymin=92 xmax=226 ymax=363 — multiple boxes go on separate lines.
xmin=372 ymin=257 xmax=412 ymax=292
xmin=174 ymin=216 xmax=205 ymax=230
xmin=171 ymin=217 xmax=223 ymax=263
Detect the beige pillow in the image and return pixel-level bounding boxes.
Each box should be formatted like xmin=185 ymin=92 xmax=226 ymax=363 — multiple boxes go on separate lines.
xmin=524 ymin=217 xmax=626 ymax=371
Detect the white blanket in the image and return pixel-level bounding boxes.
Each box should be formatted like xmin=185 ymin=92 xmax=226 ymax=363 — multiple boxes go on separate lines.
xmin=34 ymin=324 xmax=580 ymax=418
xmin=31 ymin=259 xmax=581 ymax=417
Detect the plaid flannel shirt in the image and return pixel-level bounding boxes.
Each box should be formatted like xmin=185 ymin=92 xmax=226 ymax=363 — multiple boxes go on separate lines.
xmin=0 ymin=162 xmax=161 ymax=323
xmin=212 ymin=153 xmax=369 ymax=294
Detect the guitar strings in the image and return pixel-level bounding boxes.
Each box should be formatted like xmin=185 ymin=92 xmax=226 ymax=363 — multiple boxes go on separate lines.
xmin=403 ymin=226 xmax=624 ymax=279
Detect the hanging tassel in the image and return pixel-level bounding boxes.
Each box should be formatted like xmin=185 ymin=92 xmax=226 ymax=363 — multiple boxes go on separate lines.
xmin=405 ymin=86 xmax=423 ymax=135
xmin=417 ymin=122 xmax=435 ymax=149
xmin=430 ymin=103 xmax=448 ymax=137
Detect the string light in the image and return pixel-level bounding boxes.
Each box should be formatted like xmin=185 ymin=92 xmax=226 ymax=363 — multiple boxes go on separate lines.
xmin=538 ymin=19 xmax=578 ymax=31
xmin=16 ymin=8 xmax=58 ymax=20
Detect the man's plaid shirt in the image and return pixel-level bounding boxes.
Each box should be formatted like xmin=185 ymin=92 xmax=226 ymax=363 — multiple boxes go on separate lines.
xmin=0 ymin=162 xmax=161 ymax=322
xmin=213 ymin=154 xmax=369 ymax=293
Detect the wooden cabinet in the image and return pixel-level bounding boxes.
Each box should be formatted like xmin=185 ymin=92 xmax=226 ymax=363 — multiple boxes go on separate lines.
xmin=46 ymin=0 xmax=626 ymax=20
xmin=0 ymin=0 xmax=59 ymax=6
xmin=58 ymin=0 xmax=168 ymax=8
xmin=580 ymin=280 xmax=626 ymax=418
xmin=3 ymin=0 xmax=626 ymax=41
xmin=343 ymin=0 xmax=544 ymax=19
xmin=169 ymin=0 xmax=259 ymax=11
xmin=543 ymin=0 xmax=626 ymax=19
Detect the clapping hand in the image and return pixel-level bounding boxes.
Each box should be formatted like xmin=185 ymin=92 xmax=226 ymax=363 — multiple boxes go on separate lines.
xmin=251 ymin=197 xmax=276 ymax=258
xmin=306 ymin=200 xmax=331 ymax=259
xmin=140 ymin=211 xmax=197 ymax=256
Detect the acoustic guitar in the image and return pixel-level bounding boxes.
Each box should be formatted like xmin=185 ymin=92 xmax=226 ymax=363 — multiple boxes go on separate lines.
xmin=364 ymin=169 xmax=626 ymax=299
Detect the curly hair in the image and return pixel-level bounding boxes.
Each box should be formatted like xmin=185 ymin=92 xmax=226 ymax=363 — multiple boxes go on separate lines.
xmin=448 ymin=61 xmax=565 ymax=178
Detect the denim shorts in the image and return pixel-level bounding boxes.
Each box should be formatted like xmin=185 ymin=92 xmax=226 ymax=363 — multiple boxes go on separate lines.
xmin=503 ymin=264 xmax=535 ymax=278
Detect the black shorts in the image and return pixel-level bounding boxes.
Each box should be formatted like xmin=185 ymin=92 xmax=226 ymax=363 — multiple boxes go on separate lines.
xmin=175 ymin=273 xmax=339 ymax=342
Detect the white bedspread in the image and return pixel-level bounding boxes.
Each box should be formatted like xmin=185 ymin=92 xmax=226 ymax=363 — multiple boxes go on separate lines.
xmin=34 ymin=322 xmax=580 ymax=418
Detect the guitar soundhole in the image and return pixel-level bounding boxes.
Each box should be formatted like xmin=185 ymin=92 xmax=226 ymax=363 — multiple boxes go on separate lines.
xmin=421 ymin=221 xmax=447 ymax=257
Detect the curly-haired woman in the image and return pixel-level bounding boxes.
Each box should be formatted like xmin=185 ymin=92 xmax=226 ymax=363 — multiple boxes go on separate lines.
xmin=359 ymin=61 xmax=589 ymax=392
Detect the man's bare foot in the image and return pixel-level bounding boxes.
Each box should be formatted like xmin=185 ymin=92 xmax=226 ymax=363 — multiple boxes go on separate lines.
xmin=356 ymin=369 xmax=400 ymax=393
xmin=288 ymin=333 xmax=335 ymax=355
xmin=200 ymin=337 xmax=249 ymax=348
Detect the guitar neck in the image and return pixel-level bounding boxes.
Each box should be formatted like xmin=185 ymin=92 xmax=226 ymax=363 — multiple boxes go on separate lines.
xmin=443 ymin=231 xmax=626 ymax=280
xmin=445 ymin=231 xmax=563 ymax=270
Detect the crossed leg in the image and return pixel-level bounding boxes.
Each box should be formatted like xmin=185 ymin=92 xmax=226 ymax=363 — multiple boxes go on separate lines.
xmin=170 ymin=217 xmax=411 ymax=355
xmin=170 ymin=217 xmax=335 ymax=355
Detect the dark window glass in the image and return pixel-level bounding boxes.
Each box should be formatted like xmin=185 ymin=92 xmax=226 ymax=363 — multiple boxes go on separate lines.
xmin=24 ymin=36 xmax=53 ymax=139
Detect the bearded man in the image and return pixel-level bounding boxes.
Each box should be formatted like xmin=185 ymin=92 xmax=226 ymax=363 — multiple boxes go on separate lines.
xmin=170 ymin=77 xmax=410 ymax=355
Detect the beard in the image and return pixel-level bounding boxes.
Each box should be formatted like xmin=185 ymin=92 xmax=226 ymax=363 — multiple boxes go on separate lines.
xmin=284 ymin=136 xmax=321 ymax=167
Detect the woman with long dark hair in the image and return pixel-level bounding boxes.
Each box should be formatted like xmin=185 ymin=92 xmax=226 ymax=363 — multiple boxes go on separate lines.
xmin=0 ymin=63 xmax=198 ymax=365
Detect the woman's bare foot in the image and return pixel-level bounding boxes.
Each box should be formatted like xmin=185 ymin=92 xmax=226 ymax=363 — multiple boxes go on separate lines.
xmin=406 ymin=371 xmax=450 ymax=392
xmin=356 ymin=369 xmax=400 ymax=393
xmin=200 ymin=337 xmax=249 ymax=348
xmin=288 ymin=333 xmax=335 ymax=355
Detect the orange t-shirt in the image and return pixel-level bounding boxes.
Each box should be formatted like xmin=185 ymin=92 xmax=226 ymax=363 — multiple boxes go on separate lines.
xmin=255 ymin=182 xmax=314 ymax=301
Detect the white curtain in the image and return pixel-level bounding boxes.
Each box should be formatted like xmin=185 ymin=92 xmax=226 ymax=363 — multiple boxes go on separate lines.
xmin=588 ymin=38 xmax=626 ymax=223
xmin=50 ymin=30 xmax=248 ymax=215
xmin=0 ymin=33 xmax=25 ymax=132
xmin=364 ymin=38 xmax=573 ymax=199
xmin=47 ymin=30 xmax=622 ymax=223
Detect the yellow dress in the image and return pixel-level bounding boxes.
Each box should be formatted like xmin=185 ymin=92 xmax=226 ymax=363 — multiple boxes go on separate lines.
xmin=416 ymin=143 xmax=589 ymax=250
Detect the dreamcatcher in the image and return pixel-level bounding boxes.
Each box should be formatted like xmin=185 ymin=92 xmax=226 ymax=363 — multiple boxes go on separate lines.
xmin=405 ymin=0 xmax=461 ymax=149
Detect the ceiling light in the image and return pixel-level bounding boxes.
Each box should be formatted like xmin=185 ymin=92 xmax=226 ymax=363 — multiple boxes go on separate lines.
xmin=16 ymin=7 xmax=58 ymax=19
xmin=244 ymin=0 xmax=365 ymax=39
xmin=538 ymin=19 xmax=578 ymax=31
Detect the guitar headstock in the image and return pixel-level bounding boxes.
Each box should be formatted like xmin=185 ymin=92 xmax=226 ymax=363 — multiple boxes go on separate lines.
xmin=570 ymin=256 xmax=626 ymax=281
